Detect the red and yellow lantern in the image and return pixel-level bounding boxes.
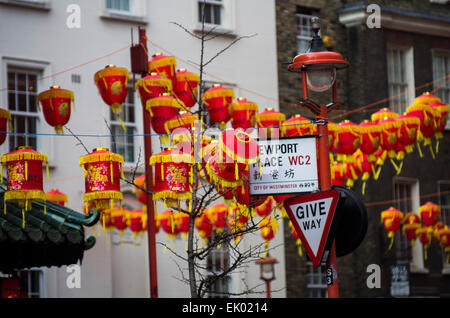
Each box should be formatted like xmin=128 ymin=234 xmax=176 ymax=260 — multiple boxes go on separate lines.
xmin=406 ymin=92 xmax=438 ymax=147
xmin=206 ymin=203 xmax=228 ymax=232
xmin=327 ymin=121 xmax=337 ymax=152
xmin=358 ymin=120 xmax=381 ymax=162
xmin=37 ymin=85 xmax=74 ymax=134
xmin=371 ymin=107 xmax=399 ymax=123
xmin=428 ymin=100 xmax=449 ymax=153
xmin=289 ymin=221 xmax=303 ymax=257
xmin=195 ymin=211 xmax=213 ymax=240
xmin=94 ymin=65 xmax=130 ymax=131
xmin=353 ymin=149 xmax=376 ymax=194
xmin=402 ymin=212 xmax=421 ymax=245
xmin=135 ymin=72 xmax=172 ymax=107
xmin=281 ymin=114 xmax=316 ymax=137
xmin=164 ymin=111 xmax=199 ymax=143
xmin=148 ymin=53 xmax=177 ymax=89
xmin=255 ymin=108 xmax=285 ymax=139
xmin=433 ymin=221 xmax=445 ymax=243
xmin=438 ymin=226 xmax=450 ymax=263
xmin=132 ymin=174 xmax=147 ymax=205
xmin=146 ymin=93 xmax=184 ymax=138
xmin=259 ymin=217 xmax=279 ymax=257
xmin=331 ymin=161 xmax=346 ymax=186
xmin=175 ymin=211 xmax=190 ymax=238
xmin=395 ymin=113 xmax=420 ymax=159
xmin=159 ymin=210 xmax=181 ymax=240
xmin=419 ymin=201 xmax=440 ymax=227
xmin=255 ymin=196 xmax=275 ymax=217
xmin=174 ymin=69 xmax=200 ymax=109
xmin=334 ymin=120 xmax=360 ymax=163
xmin=0 ymin=108 xmax=11 ymax=146
xmin=79 ymin=147 xmax=124 ymax=212
xmin=150 ymin=147 xmax=194 ymax=210
xmin=230 ymin=97 xmax=258 ymax=130
xmin=203 ymin=84 xmax=234 ymax=129
xmin=127 ymin=209 xmax=148 ymax=237
xmin=344 ymin=160 xmax=361 ymax=188
xmin=377 ymin=116 xmax=400 ymax=159
xmin=416 ymin=226 xmax=433 ymax=260
xmin=1 ymin=146 xmax=49 ymax=227
xmin=111 ymin=206 xmax=128 ymax=237
xmin=381 ymin=207 xmax=404 ymax=250
xmin=45 ymin=188 xmax=68 ymax=206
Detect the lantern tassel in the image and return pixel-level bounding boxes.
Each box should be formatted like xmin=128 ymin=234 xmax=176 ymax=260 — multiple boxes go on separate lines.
xmin=46 ymin=163 xmax=49 ymax=180
xmin=22 ymin=209 xmax=25 ymax=228
xmin=362 ymin=181 xmax=367 ymax=195
xmin=387 ymin=231 xmax=395 ymax=251
xmin=235 ymin=162 xmax=239 ymax=181
xmin=4 ymin=201 xmax=6 ymax=215
xmin=25 ymin=160 xmax=28 ymax=181
xmin=416 ymin=141 xmax=423 ymax=158
xmin=1 ymin=163 xmax=3 ymax=183
xmin=436 ymin=140 xmax=440 ymax=154
xmin=428 ymin=144 xmax=436 ymax=160
xmin=110 ymin=160 xmax=114 ymax=183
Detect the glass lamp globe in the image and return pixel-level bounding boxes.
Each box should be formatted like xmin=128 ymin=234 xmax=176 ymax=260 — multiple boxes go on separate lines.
xmin=306 ymin=65 xmax=336 ymax=92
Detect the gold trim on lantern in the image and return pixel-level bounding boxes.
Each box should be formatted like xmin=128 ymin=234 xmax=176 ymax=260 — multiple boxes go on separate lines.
xmin=164 ymin=114 xmax=199 ymax=134
xmin=232 ymin=101 xmax=259 ymax=112
xmin=406 ymin=104 xmax=437 ymax=117
xmin=1 ymin=151 xmax=48 ymax=164
xmin=205 ymin=162 xmax=243 ymax=188
xmin=94 ymin=67 xmax=130 ymax=85
xmin=0 ymin=109 xmax=12 ymax=120
xmin=414 ymin=92 xmax=441 ymax=105
xmin=79 ymin=152 xmax=124 ymax=166
xmin=148 ymin=56 xmax=177 ymax=71
xmin=217 ymin=140 xmax=260 ymax=165
xmin=152 ymin=190 xmax=192 ymax=201
xmin=135 ymin=77 xmax=172 ymax=93
xmin=255 ymin=111 xmax=286 ymax=126
xmin=82 ymin=191 xmax=123 ymax=203
xmin=149 ymin=152 xmax=194 ymax=165
xmin=176 ymin=72 xmax=200 ymax=83
xmin=5 ymin=190 xmax=46 ymax=202
xmin=37 ymin=89 xmax=74 ymax=103
xmin=146 ymin=96 xmax=186 ymax=112
xmin=203 ymin=88 xmax=235 ymax=100
xmin=45 ymin=192 xmax=68 ymax=203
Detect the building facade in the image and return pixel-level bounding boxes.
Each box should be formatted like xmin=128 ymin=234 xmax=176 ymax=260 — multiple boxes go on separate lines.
xmin=276 ymin=0 xmax=450 ymax=297
xmin=0 ymin=0 xmax=285 ymax=298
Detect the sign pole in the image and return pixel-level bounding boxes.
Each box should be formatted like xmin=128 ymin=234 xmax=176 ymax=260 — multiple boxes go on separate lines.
xmin=137 ymin=27 xmax=158 ymax=298
xmin=317 ymin=104 xmax=339 ymax=298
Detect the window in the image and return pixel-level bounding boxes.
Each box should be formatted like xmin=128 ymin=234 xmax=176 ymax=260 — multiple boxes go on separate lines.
xmin=206 ymin=231 xmax=230 ymax=298
xmin=106 ymin=0 xmax=134 ymax=13
xmin=306 ymin=262 xmax=327 ymax=298
xmin=393 ymin=177 xmax=426 ymax=272
xmin=432 ymin=51 xmax=450 ymax=127
xmin=7 ymin=67 xmax=40 ymax=152
xmin=296 ymin=7 xmax=319 ymax=55
xmin=198 ymin=0 xmax=223 ymax=26
xmin=17 ymin=270 xmax=44 ymax=298
xmin=387 ymin=46 xmax=415 ymax=114
xmin=110 ymin=86 xmax=137 ymax=163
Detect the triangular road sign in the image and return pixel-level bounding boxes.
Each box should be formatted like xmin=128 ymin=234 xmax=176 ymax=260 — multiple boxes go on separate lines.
xmin=284 ymin=190 xmax=340 ymax=266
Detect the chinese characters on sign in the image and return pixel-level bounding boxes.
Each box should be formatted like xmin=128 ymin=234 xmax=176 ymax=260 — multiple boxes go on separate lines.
xmin=249 ymin=137 xmax=319 ymax=196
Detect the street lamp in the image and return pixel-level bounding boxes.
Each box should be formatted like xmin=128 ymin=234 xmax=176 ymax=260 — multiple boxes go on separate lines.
xmin=288 ymin=17 xmax=349 ymax=299
xmin=256 ymin=256 xmax=278 ymax=298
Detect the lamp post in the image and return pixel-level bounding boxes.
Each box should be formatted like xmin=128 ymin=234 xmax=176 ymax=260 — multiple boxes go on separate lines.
xmin=288 ymin=17 xmax=349 ymax=298
xmin=256 ymin=256 xmax=278 ymax=298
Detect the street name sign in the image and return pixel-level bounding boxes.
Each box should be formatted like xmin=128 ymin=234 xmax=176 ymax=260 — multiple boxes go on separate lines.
xmin=283 ymin=190 xmax=340 ymax=266
xmin=249 ymin=136 xmax=319 ymax=196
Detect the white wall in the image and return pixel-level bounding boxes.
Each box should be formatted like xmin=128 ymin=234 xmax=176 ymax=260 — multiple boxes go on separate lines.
xmin=0 ymin=0 xmax=283 ymax=298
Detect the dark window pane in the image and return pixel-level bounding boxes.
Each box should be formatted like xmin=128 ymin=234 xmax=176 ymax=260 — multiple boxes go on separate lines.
xmin=213 ymin=4 xmax=221 ymax=25
xmin=7 ymin=72 xmax=15 ymax=90
xmin=18 ymin=93 xmax=27 ymax=112
xmin=127 ymin=105 xmax=135 ymax=123
xmin=17 ymin=73 xmax=26 ymax=92
xmin=8 ymin=93 xmax=16 ymax=111
xmin=29 ymin=94 xmax=37 ymax=112
xmin=28 ymin=74 xmax=37 ymax=92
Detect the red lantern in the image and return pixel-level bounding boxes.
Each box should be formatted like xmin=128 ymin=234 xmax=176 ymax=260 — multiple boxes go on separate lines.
xmin=206 ymin=203 xmax=228 ymax=232
xmin=402 ymin=212 xmax=421 ymax=245
xmin=327 ymin=121 xmax=337 ymax=152
xmin=259 ymin=217 xmax=279 ymax=257
xmin=175 ymin=211 xmax=190 ymax=238
xmin=281 ymin=114 xmax=316 ymax=137
xmin=429 ymin=100 xmax=449 ymax=153
xmin=1 ymin=146 xmax=48 ymax=227
xmin=111 ymin=206 xmax=128 ymax=236
xmin=135 ymin=72 xmax=172 ymax=107
xmin=37 ymin=85 xmax=74 ymax=134
xmin=150 ymin=147 xmax=194 ymax=210
xmin=94 ymin=65 xmax=130 ymax=131
xmin=127 ymin=209 xmax=147 ymax=237
xmin=228 ymin=204 xmax=248 ymax=244
xmin=353 ymin=149 xmax=376 ymax=194
xmin=358 ymin=120 xmax=381 ymax=162
xmin=377 ymin=116 xmax=400 ymax=159
xmin=174 ymin=69 xmax=200 ymax=108
xmin=255 ymin=196 xmax=275 ymax=217
xmin=98 ymin=205 xmax=114 ymax=233
xmin=438 ymin=226 xmax=450 ymax=263
xmin=416 ymin=226 xmax=433 ymax=260
xmin=230 ymin=97 xmax=258 ymax=130
xmin=146 ymin=93 xmax=184 ymax=140
xmin=203 ymin=84 xmax=234 ymax=129
xmin=0 ymin=108 xmax=11 ymax=146
xmin=165 ymin=112 xmax=199 ymax=140
xmin=334 ymin=120 xmax=360 ymax=163
xmin=371 ymin=107 xmax=399 ymax=123
xmin=132 ymin=174 xmax=147 ymax=205
xmin=195 ymin=211 xmax=213 ymax=240
xmin=419 ymin=202 xmax=440 ymax=227
xmin=255 ymin=108 xmax=285 ymax=138
xmin=381 ymin=207 xmax=404 ymax=250
xmin=79 ymin=147 xmax=124 ymax=212
xmin=406 ymin=92 xmax=437 ymax=147
xmin=344 ymin=160 xmax=361 ymax=188
xmin=45 ymin=188 xmax=68 ymax=206
xmin=433 ymin=221 xmax=445 ymax=243
xmin=331 ymin=161 xmax=345 ymax=186
xmin=160 ymin=210 xmax=181 ymax=239
xmin=148 ymin=53 xmax=177 ymax=89
xmin=395 ymin=113 xmax=420 ymax=159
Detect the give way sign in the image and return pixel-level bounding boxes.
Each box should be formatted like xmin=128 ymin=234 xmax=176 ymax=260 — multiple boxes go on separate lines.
xmin=283 ymin=190 xmax=340 ymax=266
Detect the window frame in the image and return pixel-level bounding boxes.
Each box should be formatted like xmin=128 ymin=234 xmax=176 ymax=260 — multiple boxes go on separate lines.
xmin=392 ymin=177 xmax=428 ymax=273
xmin=296 ymin=13 xmax=314 ymax=55
xmin=305 ymin=261 xmax=328 ymax=298
xmin=431 ymin=49 xmax=450 ymax=130
xmin=386 ymin=44 xmax=415 ymax=115
xmin=206 ymin=230 xmax=231 ymax=298
xmin=438 ymin=180 xmax=450 ymax=274
xmin=193 ymin=0 xmax=236 ymax=36
xmin=105 ymin=0 xmax=136 ymax=15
